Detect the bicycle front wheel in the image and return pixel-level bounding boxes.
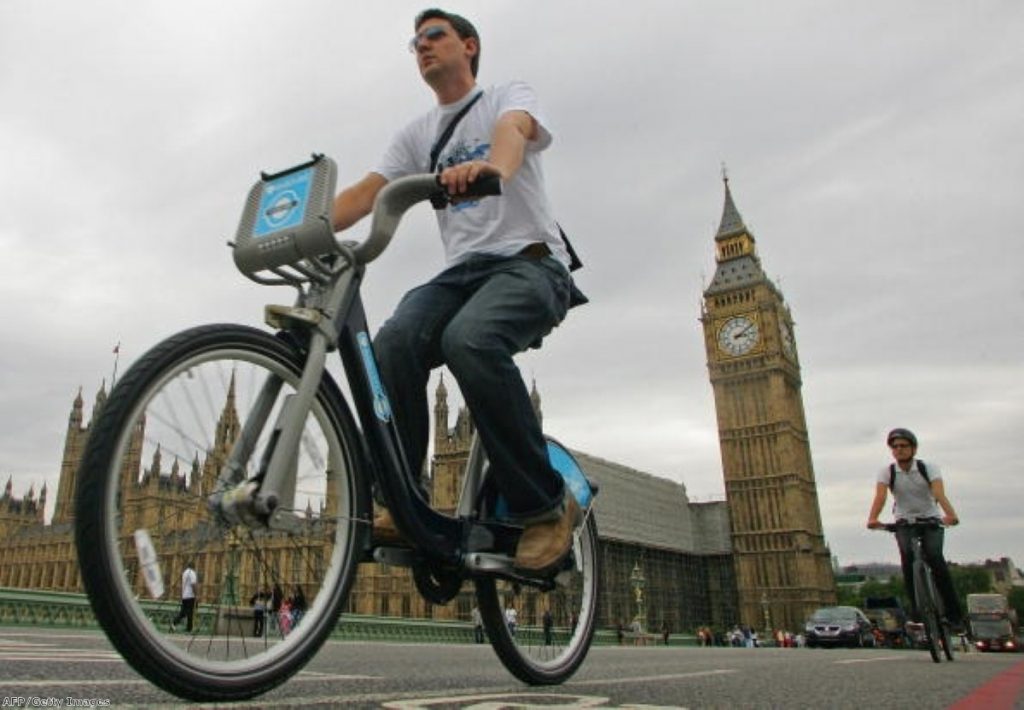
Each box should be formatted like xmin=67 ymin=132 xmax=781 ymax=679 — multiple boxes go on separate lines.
xmin=915 ymin=564 xmax=942 ymax=664
xmin=75 ymin=324 xmax=369 ymax=701
xmin=475 ymin=511 xmax=600 ymax=685
xmin=941 ymin=622 xmax=954 ymax=661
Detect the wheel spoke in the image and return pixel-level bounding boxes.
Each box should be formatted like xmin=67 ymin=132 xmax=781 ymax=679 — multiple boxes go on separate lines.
xmin=75 ymin=326 xmax=365 ymax=701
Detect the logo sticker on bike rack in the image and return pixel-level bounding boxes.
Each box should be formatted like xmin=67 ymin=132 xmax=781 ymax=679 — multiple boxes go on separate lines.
xmin=357 ymin=332 xmax=392 ymax=422
xmin=253 ymin=166 xmax=313 ymax=238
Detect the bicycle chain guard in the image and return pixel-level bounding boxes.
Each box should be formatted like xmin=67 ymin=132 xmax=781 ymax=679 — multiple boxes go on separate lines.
xmin=412 ymin=560 xmax=464 ymax=605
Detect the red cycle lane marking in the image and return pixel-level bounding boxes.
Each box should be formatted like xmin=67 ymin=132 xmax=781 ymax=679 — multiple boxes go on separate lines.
xmin=947 ymin=659 xmax=1024 ymax=710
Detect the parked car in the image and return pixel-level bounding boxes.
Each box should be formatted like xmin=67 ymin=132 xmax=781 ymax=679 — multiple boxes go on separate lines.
xmin=805 ymin=606 xmax=876 ymax=648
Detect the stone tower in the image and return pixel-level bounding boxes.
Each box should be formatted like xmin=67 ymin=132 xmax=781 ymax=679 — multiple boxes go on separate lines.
xmin=431 ymin=374 xmax=474 ymax=513
xmin=52 ymin=384 xmax=104 ymax=524
xmin=700 ymin=175 xmax=836 ymax=631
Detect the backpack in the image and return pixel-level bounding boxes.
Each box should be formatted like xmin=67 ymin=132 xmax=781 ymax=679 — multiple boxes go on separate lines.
xmin=888 ymin=460 xmax=930 ymax=491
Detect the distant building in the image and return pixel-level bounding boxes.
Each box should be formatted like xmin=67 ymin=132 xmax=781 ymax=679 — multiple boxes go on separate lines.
xmin=0 ymin=376 xmax=739 ymax=634
xmin=972 ymin=558 xmax=1024 ymax=594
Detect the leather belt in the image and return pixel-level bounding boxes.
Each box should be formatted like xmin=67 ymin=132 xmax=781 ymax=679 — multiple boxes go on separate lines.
xmin=518 ymin=242 xmax=551 ymax=260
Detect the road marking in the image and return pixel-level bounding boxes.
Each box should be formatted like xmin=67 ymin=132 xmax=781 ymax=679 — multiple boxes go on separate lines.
xmin=948 ymin=658 xmax=1024 ymax=709
xmin=382 ymin=692 xmax=612 ymax=709
xmin=0 ymin=679 xmax=150 ymax=688
xmin=294 ymin=670 xmax=383 ymax=681
xmin=570 ymin=669 xmax=736 ymax=685
xmin=834 ymin=655 xmax=906 ymax=664
xmin=0 ymin=632 xmax=104 ymax=640
xmin=0 ymin=637 xmax=124 ymax=663
xmin=0 ymin=655 xmax=122 ymax=662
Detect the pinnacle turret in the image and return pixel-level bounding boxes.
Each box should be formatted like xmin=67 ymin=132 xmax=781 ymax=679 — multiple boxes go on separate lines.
xmin=715 ymin=174 xmax=749 ymax=241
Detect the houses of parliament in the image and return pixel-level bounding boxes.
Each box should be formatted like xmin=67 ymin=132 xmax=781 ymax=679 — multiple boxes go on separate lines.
xmin=0 ymin=180 xmax=835 ymax=633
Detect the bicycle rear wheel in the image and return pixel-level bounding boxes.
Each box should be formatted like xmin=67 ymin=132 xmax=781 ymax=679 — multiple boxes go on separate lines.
xmin=75 ymin=324 xmax=369 ymax=701
xmin=475 ymin=510 xmax=599 ymax=685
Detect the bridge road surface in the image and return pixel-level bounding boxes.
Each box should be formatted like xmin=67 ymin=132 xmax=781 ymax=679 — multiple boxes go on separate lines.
xmin=1 ymin=626 xmax=1023 ymax=708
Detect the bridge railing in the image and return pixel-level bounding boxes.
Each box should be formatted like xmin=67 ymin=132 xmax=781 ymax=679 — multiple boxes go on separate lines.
xmin=0 ymin=587 xmax=695 ymax=645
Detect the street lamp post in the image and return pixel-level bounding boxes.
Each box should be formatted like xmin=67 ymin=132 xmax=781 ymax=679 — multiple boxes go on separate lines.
xmin=629 ymin=561 xmax=646 ymax=632
xmin=761 ymin=591 xmax=771 ymax=643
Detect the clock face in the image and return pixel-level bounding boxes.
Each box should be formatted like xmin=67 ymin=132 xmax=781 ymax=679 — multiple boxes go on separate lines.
xmin=717 ymin=315 xmax=760 ymax=356
xmin=780 ymin=321 xmax=796 ymax=359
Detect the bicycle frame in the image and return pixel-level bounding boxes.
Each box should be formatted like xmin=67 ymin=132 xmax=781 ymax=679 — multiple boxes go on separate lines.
xmin=216 ymin=172 xmax=518 ymax=570
xmin=878 ymin=519 xmax=951 ymax=661
xmin=907 ymin=530 xmax=945 ymax=619
xmin=74 ymin=158 xmax=600 ymax=700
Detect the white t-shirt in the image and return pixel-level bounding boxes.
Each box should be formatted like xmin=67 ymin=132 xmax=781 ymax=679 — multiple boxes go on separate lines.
xmin=374 ymin=81 xmax=569 ymax=268
xmin=876 ymin=459 xmax=942 ymax=520
xmin=181 ymin=567 xmax=197 ymax=600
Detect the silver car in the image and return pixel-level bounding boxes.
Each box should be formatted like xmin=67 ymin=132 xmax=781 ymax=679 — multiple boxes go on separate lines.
xmin=805 ymin=606 xmax=876 ymax=648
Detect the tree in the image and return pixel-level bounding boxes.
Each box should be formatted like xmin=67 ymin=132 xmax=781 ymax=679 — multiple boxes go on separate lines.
xmin=1007 ymin=587 xmax=1024 ymax=625
xmin=951 ymin=566 xmax=993 ymax=612
xmin=837 ymin=577 xmax=907 ymax=610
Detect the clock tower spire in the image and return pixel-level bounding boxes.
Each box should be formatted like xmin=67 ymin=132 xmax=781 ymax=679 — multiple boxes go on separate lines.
xmin=700 ymin=174 xmax=836 ymax=632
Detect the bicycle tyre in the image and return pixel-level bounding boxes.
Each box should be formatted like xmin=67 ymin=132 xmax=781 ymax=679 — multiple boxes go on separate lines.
xmin=940 ymin=621 xmax=954 ymax=661
xmin=475 ymin=510 xmax=600 ymax=685
xmin=915 ymin=563 xmax=942 ymax=664
xmin=74 ymin=324 xmax=369 ymax=701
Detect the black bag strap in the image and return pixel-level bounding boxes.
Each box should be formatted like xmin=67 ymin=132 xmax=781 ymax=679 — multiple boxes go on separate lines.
xmin=427 ymin=90 xmax=584 ymax=275
xmin=429 ymin=91 xmax=484 ymax=173
xmin=889 ymin=460 xmax=930 ymax=491
xmin=558 ymin=223 xmax=583 ymax=272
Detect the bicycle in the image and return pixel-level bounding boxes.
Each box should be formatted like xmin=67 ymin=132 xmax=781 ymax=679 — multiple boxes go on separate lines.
xmin=73 ymin=154 xmax=600 ymax=701
xmin=875 ymin=519 xmax=954 ymax=663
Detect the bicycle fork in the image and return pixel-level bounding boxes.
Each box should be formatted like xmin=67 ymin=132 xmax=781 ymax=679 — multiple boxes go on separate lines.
xmin=206 ymin=265 xmax=358 ymax=533
xmin=207 ymin=330 xmax=330 ymax=534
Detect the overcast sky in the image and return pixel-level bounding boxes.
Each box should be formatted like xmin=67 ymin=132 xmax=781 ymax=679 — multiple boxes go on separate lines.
xmin=2 ymin=1 xmax=1022 ymax=571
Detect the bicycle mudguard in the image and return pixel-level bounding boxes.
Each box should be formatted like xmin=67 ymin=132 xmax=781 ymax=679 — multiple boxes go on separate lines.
xmin=546 ymin=438 xmax=595 ymax=510
xmin=233 ymin=154 xmax=338 ymax=276
xmin=493 ymin=439 xmax=595 ymax=520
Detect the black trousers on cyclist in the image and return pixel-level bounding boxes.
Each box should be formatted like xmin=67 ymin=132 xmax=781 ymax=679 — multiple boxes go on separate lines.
xmin=895 ymin=524 xmax=962 ymax=624
xmin=373 ymin=251 xmax=571 ymax=521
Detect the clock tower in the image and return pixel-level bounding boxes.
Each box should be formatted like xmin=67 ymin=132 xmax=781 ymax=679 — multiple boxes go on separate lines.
xmin=700 ymin=175 xmax=836 ymax=631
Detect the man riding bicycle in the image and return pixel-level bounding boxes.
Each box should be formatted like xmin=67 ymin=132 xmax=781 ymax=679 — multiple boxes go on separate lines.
xmin=866 ymin=428 xmax=964 ymax=631
xmin=330 ymin=8 xmax=584 ymax=572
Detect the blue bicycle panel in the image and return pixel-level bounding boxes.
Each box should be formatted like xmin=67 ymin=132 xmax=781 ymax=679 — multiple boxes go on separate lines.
xmin=493 ymin=440 xmax=593 ymax=520
xmin=547 ymin=440 xmax=594 ymax=510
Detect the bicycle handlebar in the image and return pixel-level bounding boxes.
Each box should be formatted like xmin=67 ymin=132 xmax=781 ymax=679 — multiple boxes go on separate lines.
xmin=871 ymin=517 xmax=946 ymax=533
xmin=352 ymin=173 xmax=501 ymax=265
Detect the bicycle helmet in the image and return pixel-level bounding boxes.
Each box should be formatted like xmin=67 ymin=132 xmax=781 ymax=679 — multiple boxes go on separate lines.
xmin=886 ymin=427 xmax=917 ymax=448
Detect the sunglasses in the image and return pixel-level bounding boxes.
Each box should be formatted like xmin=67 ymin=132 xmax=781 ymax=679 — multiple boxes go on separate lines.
xmin=408 ymin=25 xmax=449 ymax=52
xmin=889 ymin=443 xmax=913 ymax=450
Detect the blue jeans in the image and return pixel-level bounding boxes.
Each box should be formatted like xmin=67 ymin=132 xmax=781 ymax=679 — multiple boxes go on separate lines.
xmin=374 ymin=251 xmax=571 ymax=520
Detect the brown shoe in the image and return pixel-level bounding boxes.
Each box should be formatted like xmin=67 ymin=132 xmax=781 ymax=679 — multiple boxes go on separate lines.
xmin=372 ymin=508 xmax=404 ymax=544
xmin=514 ymin=496 xmax=583 ymax=573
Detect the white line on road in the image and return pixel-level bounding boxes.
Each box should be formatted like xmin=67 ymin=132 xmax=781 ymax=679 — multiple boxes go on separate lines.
xmin=0 ymin=679 xmax=150 ymax=688
xmin=570 ymin=669 xmax=737 ymax=685
xmin=834 ymin=655 xmax=907 ymax=664
xmin=0 ymin=656 xmax=123 ymax=662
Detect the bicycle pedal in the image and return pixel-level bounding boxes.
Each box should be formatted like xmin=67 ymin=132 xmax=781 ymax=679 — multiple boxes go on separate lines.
xmin=464 ymin=552 xmax=514 ymax=573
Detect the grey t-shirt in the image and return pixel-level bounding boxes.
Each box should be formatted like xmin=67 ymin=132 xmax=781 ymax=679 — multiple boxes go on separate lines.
xmin=877 ymin=459 xmax=942 ymax=520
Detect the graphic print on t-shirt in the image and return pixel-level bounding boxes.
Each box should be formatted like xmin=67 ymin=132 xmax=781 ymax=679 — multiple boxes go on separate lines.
xmin=440 ymin=139 xmax=490 ymax=212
